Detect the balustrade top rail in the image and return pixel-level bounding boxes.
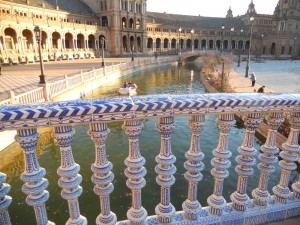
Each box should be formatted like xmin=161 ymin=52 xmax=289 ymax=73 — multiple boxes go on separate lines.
xmin=0 ymin=93 xmax=299 ymax=131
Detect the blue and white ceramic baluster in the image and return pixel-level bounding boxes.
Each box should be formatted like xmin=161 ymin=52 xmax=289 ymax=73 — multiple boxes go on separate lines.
xmin=252 ymin=112 xmax=284 ymax=206
xmin=15 ymin=128 xmax=54 ymax=225
xmin=88 ymin=123 xmax=117 ymax=225
xmin=122 ymin=120 xmax=148 ymax=225
xmin=292 ymin=115 xmax=300 ymax=198
xmin=155 ymin=117 xmax=176 ymax=223
xmin=273 ymin=112 xmax=300 ymax=203
xmin=207 ymin=114 xmax=235 ymax=216
xmin=230 ymin=113 xmax=262 ymax=211
xmin=0 ymin=172 xmax=12 ymax=225
xmin=53 ymin=126 xmax=87 ymax=225
xmin=182 ymin=115 xmax=206 ymax=220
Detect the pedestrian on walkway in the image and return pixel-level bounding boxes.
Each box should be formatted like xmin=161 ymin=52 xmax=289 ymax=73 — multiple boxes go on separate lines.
xmin=257 ymin=85 xmax=265 ymax=93
xmin=250 ymin=72 xmax=256 ymax=87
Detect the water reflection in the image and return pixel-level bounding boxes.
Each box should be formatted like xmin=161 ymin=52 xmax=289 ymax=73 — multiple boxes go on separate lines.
xmin=3 ymin=61 xmax=283 ymax=225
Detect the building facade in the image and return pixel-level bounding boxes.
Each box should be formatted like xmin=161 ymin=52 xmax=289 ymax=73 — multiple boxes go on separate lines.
xmin=0 ymin=0 xmax=299 ymax=63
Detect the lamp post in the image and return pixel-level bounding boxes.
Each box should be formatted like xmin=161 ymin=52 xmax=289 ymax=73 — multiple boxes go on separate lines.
xmin=191 ymin=29 xmax=194 ymax=52
xmin=100 ymin=37 xmax=105 ymax=67
xmin=293 ymin=37 xmax=297 ymax=60
xmin=238 ymin=29 xmax=243 ymax=67
xmin=131 ymin=40 xmax=134 ymax=61
xmin=34 ymin=26 xmax=46 ymax=84
xmin=178 ymin=27 xmax=182 ymax=63
xmin=260 ymin=34 xmax=264 ymax=60
xmin=230 ymin=27 xmax=234 ymax=52
xmin=221 ymin=25 xmax=225 ymax=53
xmin=221 ymin=59 xmax=225 ymax=92
xmin=245 ymin=16 xmax=254 ymax=78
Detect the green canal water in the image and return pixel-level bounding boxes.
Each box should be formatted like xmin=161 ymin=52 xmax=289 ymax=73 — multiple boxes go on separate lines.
xmin=2 ymin=60 xmax=286 ymax=224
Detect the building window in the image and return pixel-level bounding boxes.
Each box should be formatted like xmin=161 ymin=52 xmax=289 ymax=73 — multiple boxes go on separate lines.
xmin=279 ymin=21 xmax=285 ymax=31
xmin=281 ymin=46 xmax=285 ymax=54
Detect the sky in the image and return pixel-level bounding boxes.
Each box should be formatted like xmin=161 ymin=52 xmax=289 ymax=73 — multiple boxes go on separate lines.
xmin=147 ymin=0 xmax=279 ymax=17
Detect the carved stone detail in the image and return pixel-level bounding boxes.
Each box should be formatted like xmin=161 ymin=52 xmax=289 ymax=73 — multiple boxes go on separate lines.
xmin=207 ymin=114 xmax=235 ymax=216
xmin=88 ymin=122 xmax=117 ymax=225
xmin=273 ymin=112 xmax=300 ymax=203
xmin=122 ymin=120 xmax=148 ymax=225
xmin=230 ymin=113 xmax=262 ymax=211
xmin=252 ymin=112 xmax=284 ymax=206
xmin=182 ymin=115 xmax=206 ymax=220
xmin=0 ymin=172 xmax=12 ymax=225
xmin=15 ymin=128 xmax=54 ymax=225
xmin=155 ymin=117 xmax=176 ymax=223
xmin=53 ymin=126 xmax=87 ymax=225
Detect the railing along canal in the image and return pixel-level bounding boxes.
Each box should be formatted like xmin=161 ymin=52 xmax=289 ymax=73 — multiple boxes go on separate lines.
xmin=0 ymin=93 xmax=300 ymax=224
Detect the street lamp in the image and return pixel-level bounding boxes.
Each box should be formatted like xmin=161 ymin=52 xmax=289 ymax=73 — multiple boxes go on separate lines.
xmin=34 ymin=26 xmax=46 ymax=84
xmin=230 ymin=27 xmax=234 ymax=52
xmin=221 ymin=25 xmax=225 ymax=53
xmin=178 ymin=27 xmax=182 ymax=63
xmin=293 ymin=37 xmax=297 ymax=60
xmin=131 ymin=40 xmax=134 ymax=61
xmin=245 ymin=16 xmax=254 ymax=78
xmin=260 ymin=34 xmax=264 ymax=60
xmin=238 ymin=29 xmax=243 ymax=67
xmin=221 ymin=59 xmax=225 ymax=92
xmin=191 ymin=29 xmax=194 ymax=52
xmin=100 ymin=37 xmax=105 ymax=67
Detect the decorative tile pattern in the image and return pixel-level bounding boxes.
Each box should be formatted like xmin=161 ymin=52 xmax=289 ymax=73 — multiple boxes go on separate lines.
xmin=0 ymin=93 xmax=299 ymax=130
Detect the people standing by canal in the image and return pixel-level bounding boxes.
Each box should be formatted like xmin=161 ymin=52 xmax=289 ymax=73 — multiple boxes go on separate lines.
xmin=250 ymin=72 xmax=256 ymax=87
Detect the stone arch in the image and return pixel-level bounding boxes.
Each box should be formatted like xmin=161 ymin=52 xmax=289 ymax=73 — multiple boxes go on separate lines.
xmin=65 ymin=32 xmax=74 ymax=49
xmin=245 ymin=40 xmax=250 ymax=50
xmin=129 ymin=18 xmax=134 ymax=29
xmin=163 ymin=38 xmax=169 ymax=49
xmin=101 ymin=16 xmax=108 ymax=27
xmin=231 ymin=40 xmax=236 ymax=50
xmin=179 ymin=38 xmax=184 ymax=49
xmin=238 ymin=40 xmax=243 ymax=49
xmin=136 ymin=19 xmax=141 ymax=29
xmin=156 ymin=38 xmax=161 ymax=49
xmin=21 ymin=29 xmax=34 ymax=50
xmin=209 ymin=40 xmax=214 ymax=49
xmin=187 ymin=39 xmax=192 ymax=49
xmin=171 ymin=38 xmax=176 ymax=49
xmin=224 ymin=40 xmax=228 ymax=50
xmin=130 ymin=36 xmax=135 ymax=51
xmin=52 ymin=32 xmax=61 ymax=49
xmin=271 ymin=42 xmax=276 ymax=55
xmin=122 ymin=17 xmax=127 ymax=29
xmin=41 ymin=30 xmax=48 ymax=49
xmin=123 ymin=35 xmax=127 ymax=51
xmin=137 ymin=36 xmax=142 ymax=52
xmin=77 ymin=33 xmax=84 ymax=49
xmin=201 ymin=39 xmax=206 ymax=49
xmin=88 ymin=34 xmax=95 ymax=49
xmin=216 ymin=40 xmax=221 ymax=50
xmin=194 ymin=39 xmax=199 ymax=49
xmin=4 ymin=27 xmax=17 ymax=50
xmin=147 ymin=38 xmax=153 ymax=49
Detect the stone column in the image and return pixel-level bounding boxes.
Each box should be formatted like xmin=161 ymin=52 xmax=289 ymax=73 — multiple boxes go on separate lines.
xmin=230 ymin=113 xmax=262 ymax=211
xmin=182 ymin=115 xmax=206 ymax=220
xmin=0 ymin=172 xmax=12 ymax=225
xmin=273 ymin=112 xmax=300 ymax=203
xmin=88 ymin=123 xmax=117 ymax=225
xmin=252 ymin=112 xmax=284 ymax=206
xmin=122 ymin=120 xmax=148 ymax=225
xmin=15 ymin=128 xmax=54 ymax=225
xmin=207 ymin=114 xmax=235 ymax=216
xmin=53 ymin=126 xmax=87 ymax=225
xmin=155 ymin=117 xmax=176 ymax=223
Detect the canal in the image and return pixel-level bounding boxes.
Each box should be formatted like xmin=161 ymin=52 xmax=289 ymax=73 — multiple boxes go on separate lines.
xmin=1 ymin=60 xmax=285 ymax=224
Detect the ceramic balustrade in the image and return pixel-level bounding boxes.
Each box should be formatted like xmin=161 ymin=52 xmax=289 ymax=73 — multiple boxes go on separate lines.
xmin=0 ymin=93 xmax=299 ymax=225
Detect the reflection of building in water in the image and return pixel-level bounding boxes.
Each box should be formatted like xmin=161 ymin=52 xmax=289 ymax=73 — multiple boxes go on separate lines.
xmin=0 ymin=128 xmax=57 ymax=182
xmin=0 ymin=1 xmax=299 ymax=63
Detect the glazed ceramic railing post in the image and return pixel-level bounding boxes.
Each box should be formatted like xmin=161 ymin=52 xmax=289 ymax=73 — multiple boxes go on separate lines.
xmin=53 ymin=126 xmax=87 ymax=225
xmin=0 ymin=173 xmax=12 ymax=225
xmin=1 ymin=93 xmax=300 ymax=225
xmin=230 ymin=113 xmax=262 ymax=211
xmin=207 ymin=114 xmax=235 ymax=216
xmin=182 ymin=115 xmax=206 ymax=220
xmin=252 ymin=112 xmax=285 ymax=206
xmin=155 ymin=117 xmax=177 ymax=223
xmin=88 ymin=122 xmax=117 ymax=225
xmin=122 ymin=120 xmax=148 ymax=225
xmin=15 ymin=128 xmax=54 ymax=225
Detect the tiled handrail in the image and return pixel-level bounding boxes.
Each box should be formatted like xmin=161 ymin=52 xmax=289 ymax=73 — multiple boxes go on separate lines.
xmin=0 ymin=93 xmax=299 ymax=225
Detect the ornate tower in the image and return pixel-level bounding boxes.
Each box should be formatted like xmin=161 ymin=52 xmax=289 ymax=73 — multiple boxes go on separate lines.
xmin=82 ymin=0 xmax=148 ymax=56
xmin=226 ymin=7 xmax=233 ymax=18
xmin=246 ymin=0 xmax=257 ymax=15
